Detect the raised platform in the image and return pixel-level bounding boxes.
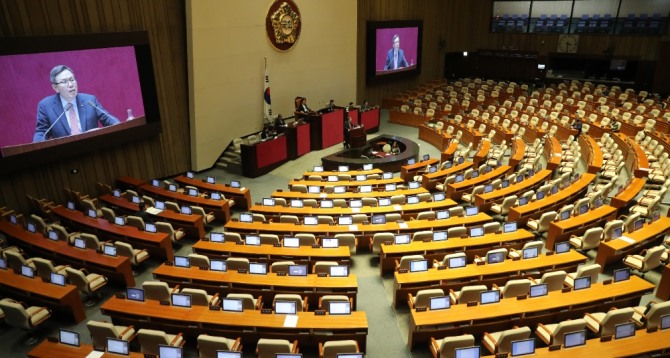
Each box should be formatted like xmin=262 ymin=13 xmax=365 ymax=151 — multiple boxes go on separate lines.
xmin=321 ymin=134 xmax=419 ymax=172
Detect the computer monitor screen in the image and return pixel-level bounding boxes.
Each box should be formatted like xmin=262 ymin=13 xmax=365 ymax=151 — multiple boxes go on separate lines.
xmin=336 ymin=354 xmax=363 ymax=358
xmin=407 ymin=196 xmax=419 ymax=204
xmin=304 ymin=216 xmax=318 ymax=225
xmin=150 ymin=179 xmax=161 ymax=187
xmin=207 ymin=176 xmax=215 ymax=184
xmin=523 ymin=247 xmax=539 ymax=259
xmin=409 ymin=181 xmax=420 ymax=189
xmin=174 ymin=256 xmax=190 ymax=268
xmin=363 ymin=163 xmax=373 ymax=170
xmin=158 ymin=345 xmax=183 ymax=358
xmin=338 ymin=216 xmax=353 ymax=225
xmin=529 ymin=283 xmax=548 ymax=298
xmin=385 ymin=183 xmax=396 ymax=191
xmin=454 ymin=346 xmax=480 ymax=358
xmin=334 ymin=186 xmax=346 ymax=194
xmin=445 ymin=162 xmax=453 ymax=169
xmin=313 ymin=165 xmax=324 ymax=172
xmin=563 ymin=330 xmax=587 ymax=348
xmin=423 ymin=154 xmax=430 ymax=161
xmin=433 ymin=192 xmax=445 ymax=202
xmin=394 ymin=234 xmax=410 ymax=245
xmin=516 ymin=175 xmax=524 ymax=183
xmin=573 ymin=276 xmax=591 ymax=290
xmin=429 ymin=296 xmax=450 ymax=310
xmin=578 ymin=204 xmax=589 ymax=215
xmin=186 ymin=171 xmax=194 ymax=179
xmin=308 ymin=186 xmax=320 ymax=194
xmin=322 ymin=238 xmax=339 ymax=248
xmin=448 ymin=256 xmax=467 ymax=268
xmin=383 ymin=172 xmax=393 ymax=179
xmin=211 ymin=192 xmax=222 ymax=200
xmin=291 ymin=199 xmax=303 ymax=208
xmin=471 ymin=170 xmax=479 ymax=178
xmin=356 ymin=175 xmax=366 ymax=181
xmin=74 ymin=237 xmax=86 ymax=249
xmin=50 ymin=272 xmax=66 ymax=286
xmin=103 ymin=244 xmax=117 ymax=257
xmin=455 ymin=175 xmax=464 ymax=183
xmin=350 ymin=200 xmax=362 ymax=208
xmin=145 ymin=222 xmax=157 ymax=233
xmin=510 ymin=339 xmax=535 ymax=357
xmin=371 ymin=214 xmax=386 ymax=224
xmin=210 ymin=260 xmax=227 ymax=272
xmin=433 ymin=231 xmax=447 ymax=241
xmin=249 ymin=263 xmax=267 ymax=275
xmin=131 ymin=195 xmax=141 ymax=204
xmin=407 ymin=158 xmax=416 ymax=165
xmin=330 ymin=265 xmax=349 ymax=277
xmin=359 ymin=185 xmax=372 ymax=193
xmin=501 ymin=180 xmax=509 ymax=188
xmin=535 ymin=191 xmax=545 ymax=200
xmin=560 ymin=210 xmax=571 ymax=221
xmin=26 ymin=222 xmax=37 ymax=233
xmin=487 ymin=251 xmax=505 ymax=264
xmin=113 ymin=216 xmax=125 ymax=226
xmin=503 ymin=222 xmax=517 ymax=233
xmin=611 ymin=226 xmax=623 ymax=239
xmin=484 ymin=185 xmax=493 ymax=193
xmin=469 ymin=227 xmax=484 ymax=237
xmin=126 ymin=288 xmax=144 ymax=302
xmin=551 ymin=185 xmax=559 ymax=194
xmin=338 ymin=165 xmax=349 ymax=172
xmin=320 ymin=200 xmax=334 ymax=208
xmin=0 ymin=258 xmax=6 ymax=270
xmin=21 ymin=265 xmax=34 ymax=278
xmin=458 ymin=157 xmax=465 ymax=164
xmin=288 ymin=265 xmax=308 ymax=276
xmin=216 ymin=351 xmax=242 ymax=358
xmin=239 ymin=213 xmax=252 ymax=222
xmin=67 ymin=201 xmax=76 ymax=210
xmin=329 ymin=301 xmax=351 ymax=315
xmin=275 ymin=300 xmax=297 ymax=314
xmin=59 ymin=329 xmax=80 ymax=347
xmin=113 ymin=189 xmax=122 ymax=198
xmin=633 ymin=218 xmax=644 ymax=232
xmin=428 ymin=166 xmax=437 ymax=173
xmin=180 ymin=206 xmax=192 ymax=215
xmin=613 ymin=268 xmax=630 ymax=282
xmin=210 ymin=232 xmax=225 ymax=242
xmin=107 ymin=338 xmax=130 ymax=355
xmin=171 ymin=293 xmax=191 ymax=308
xmin=230 ymin=180 xmax=241 ymax=188
xmin=652 ymin=210 xmax=661 ymax=222
xmin=155 ymin=201 xmax=166 ymax=210
xmin=87 ymin=209 xmax=97 ymax=218
xmin=379 ymin=197 xmax=391 ymax=206
xmin=245 ymin=235 xmax=261 ymax=246
xmin=661 ymin=314 xmax=670 ymax=330
xmin=47 ymin=230 xmax=59 ymax=241
xmin=327 ymin=175 xmax=338 ymax=182
xmin=277 ymin=355 xmax=303 ymax=358
xmin=409 ymin=260 xmax=429 ymax=272
xmin=222 ymin=298 xmax=244 ymax=312
xmin=555 ymin=241 xmax=570 ymax=254
xmin=263 ymin=198 xmax=275 ymax=206
xmin=480 ymin=290 xmax=501 ymax=305
xmin=528 ymin=169 xmax=534 ymax=177
xmin=465 ymin=207 xmax=478 ymax=216
xmin=168 ymin=184 xmax=177 ymax=192
xmin=614 ymin=322 xmax=636 ymax=340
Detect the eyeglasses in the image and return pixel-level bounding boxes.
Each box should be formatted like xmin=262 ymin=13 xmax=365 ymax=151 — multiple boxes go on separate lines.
xmin=54 ymin=77 xmax=76 ymax=86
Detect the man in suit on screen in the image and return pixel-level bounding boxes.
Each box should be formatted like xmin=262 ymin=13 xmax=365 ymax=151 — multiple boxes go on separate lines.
xmin=33 ymin=65 xmax=120 ymax=142
xmin=384 ymin=34 xmax=409 ymax=71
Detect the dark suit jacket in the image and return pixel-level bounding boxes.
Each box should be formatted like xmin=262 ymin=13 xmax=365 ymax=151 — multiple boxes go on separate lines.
xmin=33 ymin=93 xmax=120 ymax=142
xmin=384 ymin=48 xmax=409 ymax=70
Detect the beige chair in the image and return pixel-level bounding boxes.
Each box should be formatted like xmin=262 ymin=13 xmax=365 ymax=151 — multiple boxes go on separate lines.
xmin=529 ymin=270 xmax=567 ymax=292
xmin=474 ymin=248 xmax=508 ymax=264
xmin=370 ymin=232 xmax=394 ymax=255
xmin=564 ymin=263 xmax=601 ymax=288
xmin=197 ymin=334 xmax=242 ymax=358
xmin=137 ymin=328 xmax=185 ymax=356
xmin=188 ymin=253 xmax=210 ymax=268
xmin=0 ymin=298 xmax=51 ymax=345
xmin=114 ymin=241 xmax=149 ymax=273
xmin=429 ymin=334 xmax=475 ymax=358
xmin=313 ymin=261 xmax=339 ymax=275
xmin=65 ymin=267 xmax=108 ymax=306
xmin=295 ymin=233 xmax=317 ymax=246
xmin=142 ymin=280 xmax=180 ymax=302
xmin=227 ymin=257 xmax=250 ymax=271
xmin=32 ymin=257 xmax=68 ymax=282
xmin=584 ymin=307 xmax=635 ymax=337
xmin=482 ymin=326 xmax=532 ymax=355
xmin=508 ymin=241 xmax=544 ymax=259
xmin=156 ymin=221 xmax=185 ymax=243
xmin=449 ymin=285 xmax=487 ymax=305
xmin=191 ymin=205 xmax=215 ymax=223
xmin=4 ymin=250 xmax=36 ymax=274
xmin=101 ymin=207 xmax=116 ymax=222
xmin=396 ymin=254 xmax=425 ymax=271
xmin=270 ymin=261 xmax=295 ymax=274
xmin=407 ymin=288 xmax=445 ymax=309
xmin=318 ymin=340 xmax=360 ymax=358
xmin=125 ymin=215 xmax=145 ymax=231
xmin=632 ymin=300 xmax=670 ymax=329
xmin=49 ymin=224 xmax=78 ymax=242
xmin=494 ymin=279 xmax=531 ymax=298
xmin=623 ymin=245 xmax=665 ymax=276
xmin=87 ymin=319 xmax=136 ymax=351
xmin=273 ymin=294 xmax=308 ymax=312
xmin=334 ymin=233 xmax=357 ymax=254
xmin=256 ymin=338 xmax=299 ymax=358
xmin=226 ymin=293 xmax=263 ymax=310
xmin=260 ymin=233 xmax=281 ymax=245
xmin=412 ymin=230 xmax=433 ymax=242
xmin=491 ymin=195 xmax=517 ymax=219
xmin=416 ymin=211 xmax=436 ymax=221
xmin=280 ymin=215 xmax=300 ymax=224
xmin=526 ymin=211 xmax=557 ymax=234
xmin=318 ymin=295 xmax=351 ymax=310
xmin=569 ymin=227 xmax=603 ymax=251
xmin=536 ymin=318 xmax=587 ymax=346
xmin=180 ymin=288 xmax=220 ymax=307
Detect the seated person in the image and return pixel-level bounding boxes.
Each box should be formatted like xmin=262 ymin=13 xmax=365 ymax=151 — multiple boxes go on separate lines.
xmin=296 ymin=97 xmax=313 ymax=113
xmin=391 ymin=141 xmax=401 ymax=155
xmin=274 ymin=114 xmax=287 ymax=133
xmin=323 ymin=99 xmax=336 ymax=113
xmin=260 ymin=124 xmax=276 ymax=141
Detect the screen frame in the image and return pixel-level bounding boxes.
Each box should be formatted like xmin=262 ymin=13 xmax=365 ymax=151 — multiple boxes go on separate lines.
xmin=366 ymin=20 xmax=424 ymax=84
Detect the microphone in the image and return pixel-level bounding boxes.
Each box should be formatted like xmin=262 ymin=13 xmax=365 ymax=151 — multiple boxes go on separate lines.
xmin=43 ymin=102 xmax=73 ymax=141
xmin=86 ymin=100 xmax=109 ymax=116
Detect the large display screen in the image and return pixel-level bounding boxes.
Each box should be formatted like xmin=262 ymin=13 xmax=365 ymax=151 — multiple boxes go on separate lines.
xmin=366 ymin=20 xmax=422 ymax=83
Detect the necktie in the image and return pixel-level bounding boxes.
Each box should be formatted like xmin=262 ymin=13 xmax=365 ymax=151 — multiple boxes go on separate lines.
xmin=394 ymin=51 xmax=398 ymax=69
xmin=68 ymin=103 xmax=80 ymax=135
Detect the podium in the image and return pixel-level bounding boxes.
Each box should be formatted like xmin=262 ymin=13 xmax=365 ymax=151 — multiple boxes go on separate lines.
xmin=349 ymin=126 xmax=367 ymax=148
xmin=297 ymin=109 xmax=345 ymax=150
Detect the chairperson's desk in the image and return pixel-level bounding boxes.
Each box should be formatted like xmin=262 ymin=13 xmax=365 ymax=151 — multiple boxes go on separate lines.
xmin=0 ymin=220 xmax=134 ymax=286
xmin=0 ymin=268 xmax=86 ymax=323
xmin=595 ymin=216 xmax=670 ymax=270
xmin=407 ymin=275 xmax=654 ymax=349
xmin=101 ymin=297 xmax=369 ymax=350
xmin=393 ymin=250 xmax=587 ymax=308
xmin=152 ymin=264 xmax=358 ymax=309
xmin=173 ymin=174 xmax=252 ymax=210
xmin=139 ymin=183 xmax=232 ymax=223
xmin=51 ymin=205 xmax=174 ymax=261
xmin=29 ymin=341 xmax=145 ymax=358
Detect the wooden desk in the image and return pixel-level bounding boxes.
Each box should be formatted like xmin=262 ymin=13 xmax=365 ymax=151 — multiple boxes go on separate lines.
xmin=545 ymin=205 xmax=618 ymax=249
xmin=473 ymin=170 xmax=552 ymax=213
xmin=445 ymin=165 xmax=511 ymax=201
xmin=440 ymin=141 xmax=459 ymax=163
xmin=407 ymin=275 xmax=654 ymax=349
xmin=418 ymin=124 xmax=452 ymax=151
xmin=595 ymin=217 xmax=670 ymax=270
xmin=614 ymin=132 xmax=651 ymax=178
xmin=610 ymin=178 xmax=646 ymax=212
xmin=241 ymin=135 xmax=288 ymax=178
xmin=584 ymin=135 xmax=604 ymax=174
xmin=0 ymin=221 xmax=134 ymax=287
xmin=271 ymin=187 xmax=429 ymax=200
xmin=545 ymin=137 xmax=562 ymax=170
xmin=101 ymin=297 xmax=368 ymax=351
xmin=472 ymin=140 xmax=491 ymax=166
xmin=421 ymin=161 xmax=474 ymax=191
xmin=192 ymin=240 xmax=351 ymax=266
xmin=360 ymin=107 xmax=380 ymax=132
xmin=393 ymin=251 xmax=587 ymax=308
xmin=379 ymin=229 xmax=535 ymax=274
xmin=152 ymin=264 xmax=358 ymax=309
xmin=29 ymin=341 xmax=144 ymax=358
xmin=288 ymin=177 xmax=404 ymax=189
xmin=174 ymin=175 xmax=252 ymax=210
xmin=400 ymin=158 xmax=439 ymax=182
xmin=139 ymin=183 xmax=231 ymax=223
xmin=115 ymin=176 xmax=146 ymax=191
xmin=303 ymin=168 xmax=383 ymax=179
xmin=52 ymin=205 xmax=174 ymax=261
xmin=508 ymin=138 xmax=526 ymax=168
xmin=0 ymin=268 xmax=86 ymax=323
xmin=656 ymin=264 xmax=670 ymax=300
xmin=99 ymin=193 xmax=205 ymax=240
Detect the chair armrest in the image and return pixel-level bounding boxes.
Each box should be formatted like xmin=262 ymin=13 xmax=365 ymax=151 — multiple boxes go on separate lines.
xmin=492 ymin=283 xmax=500 ymax=290
xmin=584 ymin=312 xmax=601 ymax=323
xmin=256 ymin=296 xmax=263 ymax=310
xmin=290 ymin=340 xmax=299 ymax=353
xmin=430 ymin=337 xmax=440 ymax=357
xmin=117 ymin=325 xmax=135 ymax=339
xmin=318 ymin=342 xmax=325 ymax=358
xmin=394 ymin=260 xmax=400 ymax=271
xmin=231 ymin=337 xmax=242 ymax=351
xmin=209 ymin=293 xmax=220 ymax=306
xmin=407 ymin=293 xmax=415 ymax=309
xmin=632 ymin=307 xmax=646 ymax=316
xmin=537 ymin=323 xmax=553 ymax=336
xmin=134 ymin=249 xmax=149 ymax=261
xmin=527 ymin=276 xmax=538 ymax=284
xmin=303 ymin=296 xmax=309 ymax=311
xmin=172 ymin=285 xmax=180 ymax=293
xmin=80 ymin=268 xmax=90 ymax=275
xmin=170 ymin=333 xmax=184 ymax=346
xmin=482 ymin=332 xmax=497 ymax=349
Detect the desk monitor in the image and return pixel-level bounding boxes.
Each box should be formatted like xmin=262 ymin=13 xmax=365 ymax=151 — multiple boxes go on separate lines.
xmin=168 ymin=184 xmax=177 ymax=192
xmin=126 ymin=288 xmax=144 ymax=302
xmin=379 ymin=197 xmax=391 ymax=206
xmin=50 ymin=272 xmax=66 ymax=286
xmin=518 ymin=197 xmax=528 ymax=206
xmin=313 ymin=165 xmax=324 ymax=172
xmin=593 ymin=197 xmax=604 ymax=209
xmin=350 ymin=199 xmax=363 ymax=208
xmin=428 ymin=166 xmax=438 ymax=174
xmin=288 ymin=265 xmax=308 ymax=276
xmin=487 ymin=251 xmax=505 ymax=264
xmin=207 ymin=176 xmax=216 ymax=184
xmin=217 ymin=352 xmax=242 ymax=358
xmin=454 ymin=174 xmax=464 ymax=183
xmin=249 ymin=262 xmax=267 ymax=275
xmin=330 ymin=265 xmax=349 ymax=277
xmin=26 ymin=222 xmax=36 ymax=233
xmin=528 ymin=169 xmax=535 ymax=177
xmin=112 ymin=189 xmax=122 ymax=198
xmin=480 ymin=290 xmax=501 ymax=305
xmin=222 ymin=298 xmax=243 ymax=312
xmin=486 ymin=165 xmax=493 ymax=173
xmin=613 ymin=268 xmax=630 ymax=282
xmin=454 ymin=346 xmax=480 ymax=358
xmin=516 ymin=175 xmax=524 ymax=183
xmin=385 ymin=183 xmax=397 ymax=191
xmin=409 ymin=259 xmax=429 ymax=272
xmin=334 ymin=186 xmax=347 ymax=194
xmin=523 ymin=247 xmax=539 ymax=259
xmin=614 ymin=322 xmax=636 ymax=340
xmin=510 ymin=338 xmax=534 ymax=357
xmin=445 ymin=162 xmax=453 ymax=169
xmin=448 ymin=256 xmax=467 ymax=269
xmin=59 ymin=329 xmax=80 ymax=347
xmin=407 ymin=195 xmax=419 ymax=204
xmin=158 ymin=345 xmax=183 ymax=358
xmin=501 ymin=180 xmax=509 ymax=188
xmin=394 ymin=234 xmax=410 ymax=245
xmin=155 ymin=201 xmax=166 ymax=210
xmin=211 ymin=192 xmax=222 ymax=200
xmin=407 ymin=158 xmax=416 ymax=165
xmin=363 ymin=163 xmax=373 ymax=170
xmin=433 ymin=192 xmax=446 ymax=202
xmin=529 ymin=283 xmax=548 ymax=298
xmin=563 ymin=330 xmax=587 ymax=348
xmin=555 ymin=241 xmax=570 ymax=254
xmin=429 ymin=296 xmax=450 ymax=310
xmin=245 ymin=235 xmax=261 ymax=246
xmin=383 ymin=172 xmax=393 ymax=179
xmin=275 ymin=300 xmax=297 ymax=314
xmin=551 ymin=185 xmax=559 ymax=194
xmin=210 ymin=260 xmax=227 ymax=272
xmin=611 ymin=226 xmax=623 ymax=239
xmin=107 ymin=338 xmax=130 ymax=355
xmin=186 ymin=171 xmax=194 ymax=179
xmin=338 ymin=216 xmax=353 ymax=225
xmin=329 ymin=301 xmax=351 ymax=315
xmin=436 ymin=210 xmax=449 ymax=220
xmin=0 ymin=258 xmax=6 ymax=270
xmin=180 ymin=206 xmax=192 ymax=215
xmin=484 ymin=184 xmax=493 ymax=193
xmin=409 ymin=181 xmax=420 ymax=189
xmin=74 ymin=237 xmax=86 ymax=249
xmin=67 ymin=201 xmax=76 ymax=210
xmin=661 ymin=314 xmax=670 ymax=330
xmin=371 ymin=214 xmax=386 ymax=224
xmin=632 ymin=218 xmax=644 ymax=232
xmin=131 ymin=195 xmax=142 ymax=204
xmin=471 ymin=170 xmax=479 ymax=178
xmin=356 ymin=175 xmax=367 ymax=181
xmin=458 ymin=157 xmax=465 ymax=164
xmin=338 ymin=165 xmax=350 ymax=172
xmin=360 ymin=185 xmax=372 ymax=193
xmin=47 ymin=230 xmax=59 ymax=241
xmin=171 ymin=293 xmax=192 ymax=308
xmin=465 ymin=207 xmax=478 ymax=216
xmin=304 ymin=216 xmax=318 ymax=225
xmin=433 ymin=231 xmax=447 ymax=242
xmin=322 ymin=237 xmax=339 ymax=248
xmin=308 ymin=186 xmax=321 ymax=194
xmin=559 ymin=210 xmax=571 ymax=221
xmin=111 ymin=216 xmax=125 ymax=228
xmin=277 ymin=355 xmax=303 ymax=358
xmin=87 ymin=209 xmax=97 ymax=218
xmin=578 ymin=204 xmax=589 ymax=215
xmin=291 ymin=199 xmax=304 ymax=208
xmin=262 ymin=198 xmax=275 ymax=206
xmin=469 ymin=227 xmax=484 ymax=238
xmin=210 ymin=232 xmax=225 ymax=242
xmin=230 ymin=180 xmax=241 ymax=188
xmin=535 ymin=191 xmax=545 ymax=200
xmin=239 ymin=213 xmax=253 ymax=223
xmin=103 ymin=244 xmax=117 ymax=257
xmin=336 ymin=354 xmax=363 ymax=358
xmin=423 ymin=154 xmax=430 ymax=161
xmin=327 ymin=175 xmax=338 ymax=182
xmin=145 ymin=222 xmax=157 ymax=233
xmin=573 ymin=276 xmax=591 ymax=290
xmin=503 ymin=222 xmax=517 ymax=233
xmin=320 ymin=200 xmax=334 ymax=208
xmin=652 ymin=210 xmax=661 ymax=223
xmin=174 ymin=256 xmax=190 ymax=268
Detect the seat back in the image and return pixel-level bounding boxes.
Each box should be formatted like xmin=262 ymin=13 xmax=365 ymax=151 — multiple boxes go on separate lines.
xmin=501 ymin=279 xmax=531 ymax=298
xmin=496 ymin=326 xmax=532 ymax=354
xmin=540 ymin=270 xmax=567 ymax=292
xmin=5 ymin=250 xmax=31 ymax=273
xmin=270 ymin=261 xmax=295 ymax=274
xmin=87 ymin=320 xmax=119 ymax=350
xmin=295 ymin=233 xmax=316 ymax=246
xmin=550 ymin=318 xmax=587 ymax=346
xmin=32 ymin=257 xmax=58 ymax=282
xmin=641 ymin=245 xmax=665 ymax=271
xmin=142 ymin=281 xmax=172 ymax=301
xmin=414 ymin=288 xmax=445 ymax=308
xmin=371 ymin=233 xmax=394 ymax=254
xmin=101 ymin=207 xmax=116 ymax=222
xmin=0 ymin=298 xmax=33 ymax=329
xmin=580 ymin=227 xmax=604 ymax=250
xmin=197 ymin=334 xmax=236 ymax=358
xmin=319 ymin=295 xmax=350 ymax=310
xmin=646 ymin=301 xmax=670 ymax=329
xmin=256 ymin=338 xmax=293 ymax=358
xmin=226 ymin=257 xmax=250 ymax=271
xmin=273 ymin=294 xmax=304 ymax=311
xmin=280 ymin=215 xmax=299 ymax=224
xmin=600 ymin=307 xmax=635 ymax=336
xmin=398 ymin=255 xmax=425 ymax=270
xmin=313 ymin=261 xmax=338 ymax=275
xmin=575 ymin=263 xmax=601 ymax=283
xmin=438 ymin=334 xmax=475 ymax=358
xmin=114 ymin=241 xmax=136 ymax=261
xmin=137 ymin=329 xmax=170 ymax=356
xmin=260 ymin=234 xmax=280 ymax=245
xmin=65 ymin=267 xmax=92 ymax=294
xmin=180 ymin=288 xmax=211 ymax=306
xmin=226 ymin=293 xmax=257 ymax=310
xmin=188 ymin=253 xmax=210 ymax=268
xmin=322 ymin=340 xmax=359 ymax=358
xmin=334 ymin=233 xmax=357 ymax=254
xmin=126 ymin=215 xmax=145 ymax=230
xmin=412 ymin=230 xmax=432 ymax=242
xmin=457 ymin=285 xmax=487 ymax=304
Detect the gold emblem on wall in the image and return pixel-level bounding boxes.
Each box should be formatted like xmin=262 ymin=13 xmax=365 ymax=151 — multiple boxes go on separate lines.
xmin=266 ymin=0 xmax=302 ymax=51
